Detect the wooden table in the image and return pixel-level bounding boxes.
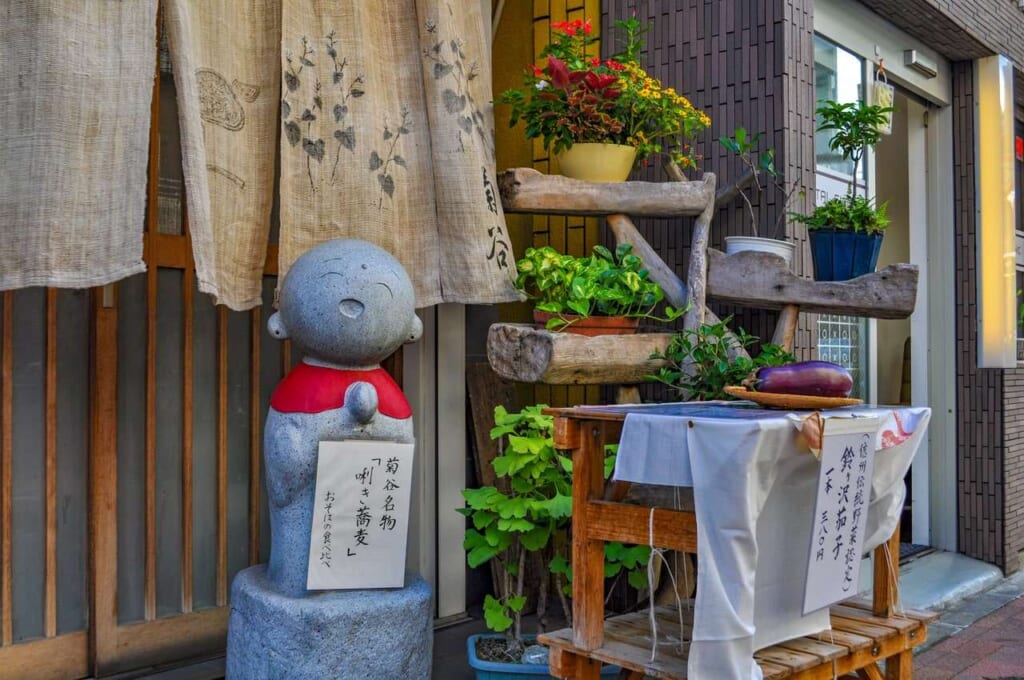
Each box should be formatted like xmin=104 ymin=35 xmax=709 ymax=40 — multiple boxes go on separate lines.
xmin=538 ymin=406 xmax=936 ymax=680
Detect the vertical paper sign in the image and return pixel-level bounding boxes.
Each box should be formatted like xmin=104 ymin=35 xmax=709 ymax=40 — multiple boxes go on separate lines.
xmin=307 ymin=440 xmax=415 ymax=590
xmin=803 ymin=416 xmax=881 ymax=615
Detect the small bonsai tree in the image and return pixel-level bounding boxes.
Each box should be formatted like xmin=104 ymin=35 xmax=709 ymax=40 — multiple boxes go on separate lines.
xmin=460 ymin=405 xmax=650 ymax=662
xmin=790 ymin=99 xmax=894 ymax=234
xmin=717 ymin=128 xmax=800 ymax=241
xmin=815 ymin=99 xmax=892 ymax=200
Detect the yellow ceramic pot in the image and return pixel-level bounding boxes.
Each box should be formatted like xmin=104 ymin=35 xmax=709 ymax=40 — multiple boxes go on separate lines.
xmin=555 ymin=143 xmax=637 ymax=182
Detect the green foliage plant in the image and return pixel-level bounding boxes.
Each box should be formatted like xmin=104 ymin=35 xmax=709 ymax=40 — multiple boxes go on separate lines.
xmin=718 ymin=127 xmax=802 ymax=241
xmin=459 ymin=405 xmax=650 ymax=656
xmin=514 ymin=243 xmax=683 ymax=331
xmin=498 ymin=17 xmax=710 ymax=169
xmin=790 ymin=99 xmax=894 ymax=233
xmin=647 ymin=317 xmax=795 ymax=401
xmin=790 ymin=194 xmax=889 ymax=234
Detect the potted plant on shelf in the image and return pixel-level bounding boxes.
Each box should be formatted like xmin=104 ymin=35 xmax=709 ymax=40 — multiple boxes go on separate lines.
xmin=717 ymin=127 xmax=802 ymax=268
xmin=648 ymin=316 xmax=794 ymax=400
xmin=461 ymin=405 xmax=646 ymax=678
xmin=791 ymin=99 xmax=894 ymax=281
xmin=498 ymin=16 xmax=711 ymax=182
xmin=514 ymin=243 xmax=682 ymax=334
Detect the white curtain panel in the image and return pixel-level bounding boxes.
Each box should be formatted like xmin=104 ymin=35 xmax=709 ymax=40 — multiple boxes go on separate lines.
xmin=164 ymin=0 xmax=281 ymax=310
xmin=0 ymin=1 xmax=157 ymax=289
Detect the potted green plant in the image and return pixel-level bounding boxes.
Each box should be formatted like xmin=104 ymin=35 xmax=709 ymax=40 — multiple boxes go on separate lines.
xmin=514 ymin=243 xmax=682 ymax=334
xmin=717 ymin=127 xmax=802 ymax=267
xmin=461 ymin=405 xmax=646 ymax=678
xmin=498 ymin=17 xmax=711 ymax=181
xmin=791 ymin=99 xmax=894 ymax=281
xmin=647 ymin=317 xmax=794 ymax=400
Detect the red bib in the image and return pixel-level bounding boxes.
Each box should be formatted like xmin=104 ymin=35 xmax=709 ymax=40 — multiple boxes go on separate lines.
xmin=269 ymin=363 xmax=412 ymax=418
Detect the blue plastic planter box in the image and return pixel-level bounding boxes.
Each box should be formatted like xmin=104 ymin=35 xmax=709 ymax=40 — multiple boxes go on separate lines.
xmin=808 ymin=229 xmax=883 ymax=281
xmin=467 ymin=634 xmax=620 ymax=679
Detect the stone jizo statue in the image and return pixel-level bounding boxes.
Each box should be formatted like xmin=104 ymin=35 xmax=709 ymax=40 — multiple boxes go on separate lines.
xmin=226 ymin=239 xmax=432 ymax=680
xmin=264 ymin=238 xmax=422 ymax=596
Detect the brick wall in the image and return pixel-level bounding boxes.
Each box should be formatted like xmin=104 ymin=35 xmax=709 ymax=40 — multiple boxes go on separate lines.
xmin=600 ymin=0 xmax=817 ymax=368
xmin=952 ymin=61 xmax=1008 ymax=568
xmin=856 ymin=0 xmax=1024 ymax=63
xmin=1004 ymin=367 xmax=1024 ymax=572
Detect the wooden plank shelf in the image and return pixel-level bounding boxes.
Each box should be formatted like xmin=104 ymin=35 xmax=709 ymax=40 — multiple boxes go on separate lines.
xmin=707 ymin=249 xmax=919 ymax=319
xmin=486 ymin=323 xmax=673 ymax=385
xmin=539 ymin=601 xmax=930 ymax=679
xmin=498 ymin=168 xmax=714 ymax=217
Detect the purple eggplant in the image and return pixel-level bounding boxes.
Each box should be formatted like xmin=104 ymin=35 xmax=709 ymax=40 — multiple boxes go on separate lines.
xmin=749 ymin=361 xmax=853 ymax=397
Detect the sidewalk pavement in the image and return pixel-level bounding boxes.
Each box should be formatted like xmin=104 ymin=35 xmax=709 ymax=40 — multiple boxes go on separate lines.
xmin=914 ymin=570 xmax=1024 ymax=679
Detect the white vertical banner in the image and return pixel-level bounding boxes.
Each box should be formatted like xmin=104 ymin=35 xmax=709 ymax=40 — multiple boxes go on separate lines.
xmin=804 ymin=417 xmax=881 ymax=614
xmin=307 ymin=440 xmax=415 ymax=590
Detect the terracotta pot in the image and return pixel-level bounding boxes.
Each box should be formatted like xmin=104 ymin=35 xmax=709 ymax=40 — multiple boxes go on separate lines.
xmin=555 ymin=143 xmax=637 ymax=182
xmin=533 ymin=310 xmax=639 ymax=336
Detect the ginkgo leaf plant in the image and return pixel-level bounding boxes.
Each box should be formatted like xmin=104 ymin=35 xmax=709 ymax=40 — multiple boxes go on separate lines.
xmin=459 ymin=404 xmax=650 ymax=659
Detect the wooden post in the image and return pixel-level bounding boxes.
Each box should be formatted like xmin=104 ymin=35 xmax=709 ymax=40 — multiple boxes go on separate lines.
xmin=772 ymin=304 xmax=800 ymax=352
xmin=884 ymin=650 xmax=912 ymax=680
xmin=89 ymin=287 xmax=119 ymax=674
xmin=683 ymin=173 xmax=717 ymax=332
xmin=572 ymin=420 xmax=607 ymax=652
xmin=872 ymin=522 xmax=901 ymax=617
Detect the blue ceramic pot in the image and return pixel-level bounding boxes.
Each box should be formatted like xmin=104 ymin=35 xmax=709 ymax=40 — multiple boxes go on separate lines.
xmin=466 ymin=634 xmax=620 ymax=679
xmin=807 ymin=229 xmax=884 ymax=281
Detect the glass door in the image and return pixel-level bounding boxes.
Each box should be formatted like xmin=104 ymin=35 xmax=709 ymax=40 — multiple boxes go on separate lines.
xmin=812 ymin=35 xmax=871 ymax=399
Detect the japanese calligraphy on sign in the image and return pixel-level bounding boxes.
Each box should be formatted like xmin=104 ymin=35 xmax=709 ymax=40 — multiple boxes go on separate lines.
xmin=307 ymin=440 xmax=415 ymax=590
xmin=803 ymin=416 xmax=880 ymax=614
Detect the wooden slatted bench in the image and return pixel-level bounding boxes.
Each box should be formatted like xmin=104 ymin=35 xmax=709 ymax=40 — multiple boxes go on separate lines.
xmin=536 ymin=409 xmax=937 ymax=680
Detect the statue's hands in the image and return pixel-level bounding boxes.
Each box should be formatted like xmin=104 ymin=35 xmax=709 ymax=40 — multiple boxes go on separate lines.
xmin=345 ymin=382 xmax=378 ymax=424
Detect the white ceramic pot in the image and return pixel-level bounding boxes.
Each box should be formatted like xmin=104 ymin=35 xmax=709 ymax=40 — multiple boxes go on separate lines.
xmin=724 ymin=236 xmax=796 ymax=268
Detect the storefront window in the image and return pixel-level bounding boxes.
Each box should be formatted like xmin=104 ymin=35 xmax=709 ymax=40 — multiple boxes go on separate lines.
xmin=813 ymin=35 xmax=866 ymax=190
xmin=813 ymin=34 xmax=870 ymax=398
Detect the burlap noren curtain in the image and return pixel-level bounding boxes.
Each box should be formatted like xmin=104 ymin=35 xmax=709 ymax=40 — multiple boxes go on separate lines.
xmin=164 ymin=0 xmax=281 ymax=311
xmin=277 ymin=0 xmax=520 ymax=307
xmin=0 ymin=1 xmax=156 ymax=290
xmin=1 ymin=1 xmax=517 ymax=305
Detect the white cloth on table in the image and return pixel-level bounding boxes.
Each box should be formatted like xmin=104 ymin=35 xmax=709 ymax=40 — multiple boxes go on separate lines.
xmin=607 ymin=402 xmax=930 ymax=680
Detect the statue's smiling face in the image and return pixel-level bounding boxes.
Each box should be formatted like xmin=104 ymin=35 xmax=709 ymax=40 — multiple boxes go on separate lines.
xmin=276 ymin=240 xmax=422 ymax=367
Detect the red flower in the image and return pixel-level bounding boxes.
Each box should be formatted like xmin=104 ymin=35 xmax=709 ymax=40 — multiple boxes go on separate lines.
xmin=530 ymin=64 xmax=544 ymax=77
xmin=551 ymin=20 xmax=577 ymax=35
xmin=583 ymin=19 xmax=593 ymax=35
xmin=591 ymin=56 xmax=601 ymax=67
xmin=605 ymin=59 xmax=625 ymax=71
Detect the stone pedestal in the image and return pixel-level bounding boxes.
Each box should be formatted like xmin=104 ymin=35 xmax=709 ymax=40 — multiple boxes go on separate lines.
xmin=226 ymin=566 xmax=433 ymax=680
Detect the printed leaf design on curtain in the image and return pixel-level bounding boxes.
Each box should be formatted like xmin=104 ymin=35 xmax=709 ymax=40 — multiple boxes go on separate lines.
xmin=0 ymin=1 xmax=157 ymax=290
xmin=414 ymin=0 xmax=517 ymax=301
xmin=164 ymin=0 xmax=281 ymax=311
xmin=278 ymin=0 xmax=520 ymax=307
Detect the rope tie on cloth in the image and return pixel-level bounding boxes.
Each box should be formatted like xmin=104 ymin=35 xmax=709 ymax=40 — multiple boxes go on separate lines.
xmin=645 ymin=504 xmax=690 ymax=663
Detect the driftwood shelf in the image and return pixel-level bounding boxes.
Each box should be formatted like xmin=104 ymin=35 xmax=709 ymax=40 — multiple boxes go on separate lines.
xmin=498 ymin=168 xmax=714 ymax=217
xmin=486 ymin=324 xmax=673 ymax=385
xmin=707 ymin=249 xmax=919 ymax=319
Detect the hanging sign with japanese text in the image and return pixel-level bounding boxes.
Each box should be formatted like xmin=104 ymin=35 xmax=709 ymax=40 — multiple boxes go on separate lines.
xmin=803 ymin=416 xmax=881 ymax=614
xmin=307 ymin=440 xmax=415 ymax=590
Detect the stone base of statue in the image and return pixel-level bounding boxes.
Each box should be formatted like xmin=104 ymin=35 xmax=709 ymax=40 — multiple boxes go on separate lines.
xmin=225 ymin=565 xmax=433 ymax=680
